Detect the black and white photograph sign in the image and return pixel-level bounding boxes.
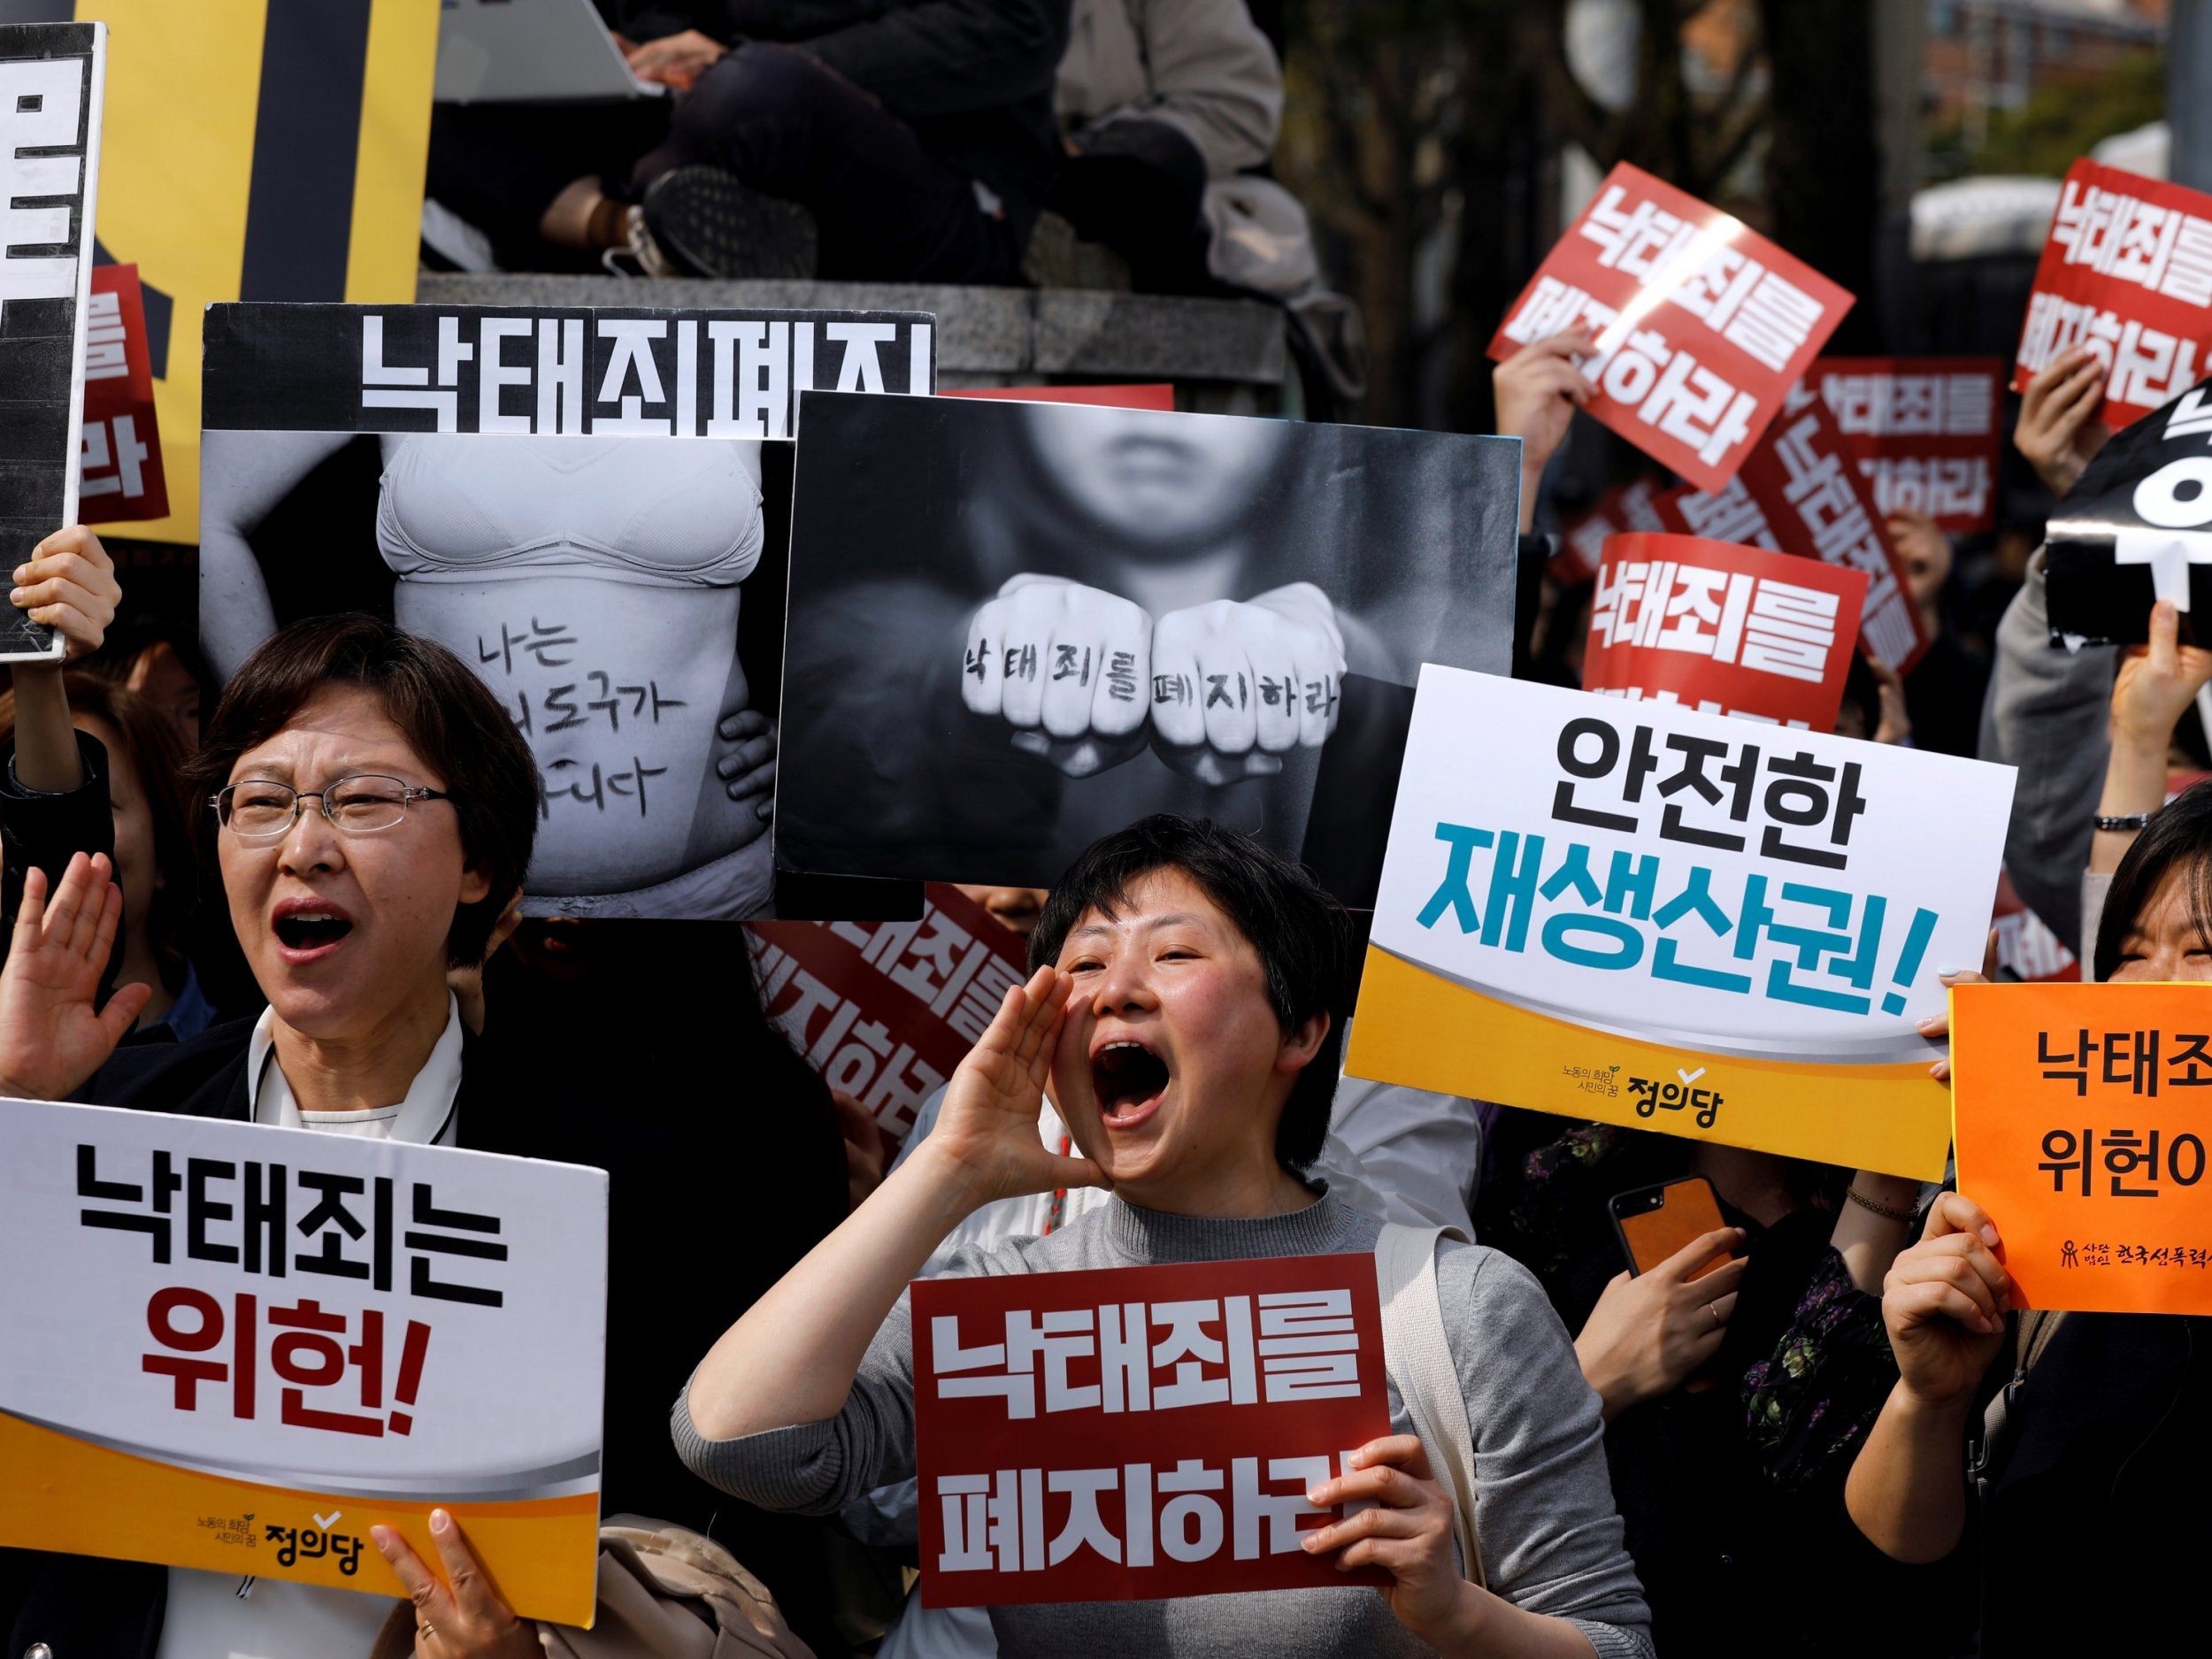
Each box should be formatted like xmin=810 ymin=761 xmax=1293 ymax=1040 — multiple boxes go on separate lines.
xmin=2047 ymin=374 xmax=2212 ymax=646
xmin=0 ymin=19 xmax=104 ymax=661
xmin=773 ymin=392 xmax=1521 ymax=904
xmin=200 ymin=303 xmax=935 ymax=922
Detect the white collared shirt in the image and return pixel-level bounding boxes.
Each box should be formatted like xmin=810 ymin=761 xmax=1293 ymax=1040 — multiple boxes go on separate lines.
xmin=245 ymin=993 xmax=465 ymax=1147
xmin=156 ymin=994 xmax=465 ymax=1659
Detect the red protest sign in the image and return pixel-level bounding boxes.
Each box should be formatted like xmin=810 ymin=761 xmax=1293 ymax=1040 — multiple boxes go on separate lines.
xmin=1490 ymin=162 xmax=1853 ymax=494
xmin=1650 ymin=472 xmax=1780 ymax=551
xmin=2014 ymin=159 xmax=2212 ymax=432
xmin=80 ymin=265 xmax=168 ymax=523
xmin=1659 ymin=388 xmax=1928 ymax=675
xmin=1582 ymin=531 xmax=1867 ymax=729
xmin=747 ymin=883 xmax=1027 ymax=1144
xmin=913 ymin=1254 xmax=1393 ymax=1608
xmin=1814 ymin=357 xmax=2003 ymax=534
xmin=1735 ymin=386 xmax=1928 ymax=674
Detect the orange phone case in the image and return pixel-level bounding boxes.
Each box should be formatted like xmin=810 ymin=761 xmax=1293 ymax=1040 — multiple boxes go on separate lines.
xmin=1614 ymin=1178 xmax=1732 ymax=1280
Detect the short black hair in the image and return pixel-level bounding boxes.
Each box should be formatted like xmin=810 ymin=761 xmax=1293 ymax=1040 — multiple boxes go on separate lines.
xmin=188 ymin=614 xmax=541 ymax=968
xmin=2095 ymin=780 xmax=2212 ymax=982
xmin=1029 ymin=814 xmax=1349 ymax=1171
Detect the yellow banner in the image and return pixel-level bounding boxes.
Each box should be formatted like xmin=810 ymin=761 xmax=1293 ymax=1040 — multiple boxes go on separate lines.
xmin=78 ymin=0 xmax=436 ymax=541
xmin=1347 ymin=945 xmax=1954 ymax=1179
xmin=0 ymin=1409 xmax=598 ymax=1624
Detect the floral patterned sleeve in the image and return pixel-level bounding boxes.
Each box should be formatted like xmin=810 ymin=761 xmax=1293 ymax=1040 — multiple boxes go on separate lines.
xmin=1742 ymin=1242 xmax=1898 ymax=1492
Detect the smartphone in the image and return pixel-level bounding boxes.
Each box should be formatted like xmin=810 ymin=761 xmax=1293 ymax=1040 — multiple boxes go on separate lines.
xmin=1609 ymin=1177 xmax=1734 ymax=1280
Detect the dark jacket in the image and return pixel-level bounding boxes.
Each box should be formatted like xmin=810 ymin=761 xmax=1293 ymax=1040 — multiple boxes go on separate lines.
xmin=1966 ymin=1311 xmax=2212 ymax=1654
xmin=2 ymin=941 xmax=851 ymax=1656
xmin=0 ymin=730 xmax=119 ymax=999
xmin=606 ymin=0 xmax=1071 ymax=242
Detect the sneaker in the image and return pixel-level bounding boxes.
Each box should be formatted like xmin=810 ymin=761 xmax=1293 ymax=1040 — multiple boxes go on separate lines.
xmin=638 ymin=166 xmax=818 ymax=279
xmin=601 ymin=204 xmax=680 ymax=279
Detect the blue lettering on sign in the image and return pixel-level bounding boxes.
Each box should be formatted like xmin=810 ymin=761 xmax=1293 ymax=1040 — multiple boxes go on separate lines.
xmin=1417 ymin=819 xmax=1937 ymax=1018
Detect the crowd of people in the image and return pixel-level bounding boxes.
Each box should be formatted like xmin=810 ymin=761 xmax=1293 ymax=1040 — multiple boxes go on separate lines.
xmin=1 ymin=311 xmax=2205 ymax=1655
xmin=3 ymin=6 xmax=2209 ymax=1658
xmin=425 ymin=0 xmax=1305 ymax=298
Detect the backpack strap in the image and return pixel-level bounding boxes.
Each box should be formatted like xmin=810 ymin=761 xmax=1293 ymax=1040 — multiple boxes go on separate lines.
xmin=1374 ymin=1221 xmax=1486 ymax=1589
xmin=1971 ymin=1308 xmax=2069 ymax=1501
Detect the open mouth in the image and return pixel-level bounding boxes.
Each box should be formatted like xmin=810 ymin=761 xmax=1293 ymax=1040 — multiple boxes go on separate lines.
xmin=1092 ymin=1039 xmax=1171 ymax=1125
xmin=273 ymin=909 xmax=354 ymax=952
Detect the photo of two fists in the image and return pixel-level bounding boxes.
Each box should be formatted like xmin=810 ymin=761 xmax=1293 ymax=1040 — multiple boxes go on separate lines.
xmin=962 ymin=575 xmax=1347 ymax=785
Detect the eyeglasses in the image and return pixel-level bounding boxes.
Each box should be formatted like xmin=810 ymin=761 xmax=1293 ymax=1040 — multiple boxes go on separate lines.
xmin=211 ymin=775 xmax=451 ymax=840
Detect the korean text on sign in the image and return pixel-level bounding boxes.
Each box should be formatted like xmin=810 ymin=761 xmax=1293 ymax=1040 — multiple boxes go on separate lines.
xmin=2014 ymin=159 xmax=2212 ymax=430
xmin=749 ymin=884 xmax=1029 ymax=1142
xmin=0 ymin=1097 xmax=608 ymax=1624
xmin=1815 ymin=357 xmax=2001 ymax=534
xmin=1955 ymin=982 xmax=2212 ymax=1316
xmin=1656 ymin=390 xmax=1926 ymax=673
xmin=1583 ymin=531 xmax=1866 ymax=731
xmin=80 ymin=263 xmax=168 ymax=522
xmin=1489 ymin=162 xmax=1853 ymax=493
xmin=199 ymin=304 xmax=937 ymax=441
xmin=913 ymin=1254 xmax=1392 ymax=1606
xmin=1348 ymin=670 xmax=2014 ymax=1179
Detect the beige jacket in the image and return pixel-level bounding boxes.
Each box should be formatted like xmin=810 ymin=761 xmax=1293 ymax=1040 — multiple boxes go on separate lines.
xmin=1055 ymin=0 xmax=1283 ymax=179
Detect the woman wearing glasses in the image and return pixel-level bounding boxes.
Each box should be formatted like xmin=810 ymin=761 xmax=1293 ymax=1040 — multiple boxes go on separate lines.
xmin=0 ymin=575 xmax=852 ymax=1656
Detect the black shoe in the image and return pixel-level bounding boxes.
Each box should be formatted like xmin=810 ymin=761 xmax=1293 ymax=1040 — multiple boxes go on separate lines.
xmin=637 ymin=167 xmax=818 ymax=279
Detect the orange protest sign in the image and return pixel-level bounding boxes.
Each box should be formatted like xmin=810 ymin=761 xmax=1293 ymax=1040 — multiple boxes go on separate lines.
xmin=1952 ymin=981 xmax=2212 ymax=1314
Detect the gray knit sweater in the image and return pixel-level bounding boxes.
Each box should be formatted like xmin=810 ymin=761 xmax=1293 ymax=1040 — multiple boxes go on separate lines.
xmin=673 ymin=1197 xmax=1653 ymax=1659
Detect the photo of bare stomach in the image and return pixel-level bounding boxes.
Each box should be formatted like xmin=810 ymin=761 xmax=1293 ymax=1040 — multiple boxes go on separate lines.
xmin=201 ymin=430 xmax=780 ymax=920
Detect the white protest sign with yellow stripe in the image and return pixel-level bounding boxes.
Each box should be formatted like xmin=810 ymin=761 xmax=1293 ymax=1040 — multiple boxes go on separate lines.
xmin=0 ymin=1096 xmax=606 ymax=1624
xmin=1346 ymin=667 xmax=2016 ymax=1179
xmin=5 ymin=0 xmax=437 ymax=541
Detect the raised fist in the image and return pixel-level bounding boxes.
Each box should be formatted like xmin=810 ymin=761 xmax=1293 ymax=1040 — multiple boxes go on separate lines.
xmin=1148 ymin=583 xmax=1346 ymax=784
xmin=962 ymin=574 xmax=1153 ymax=777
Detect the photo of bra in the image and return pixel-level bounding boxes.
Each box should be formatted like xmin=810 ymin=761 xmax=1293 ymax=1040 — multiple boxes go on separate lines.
xmin=375 ymin=434 xmax=765 ymax=588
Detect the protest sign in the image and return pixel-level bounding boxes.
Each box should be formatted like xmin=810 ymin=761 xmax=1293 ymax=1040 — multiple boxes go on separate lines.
xmin=946 ymin=385 xmax=1177 ymax=411
xmin=913 ymin=1254 xmax=1392 ymax=1607
xmin=1583 ymin=533 xmax=1868 ymax=730
xmin=2044 ymin=375 xmax=2212 ymax=644
xmin=0 ymin=19 xmax=104 ymax=662
xmin=2014 ymin=158 xmax=2212 ymax=432
xmin=748 ymin=883 xmax=1029 ymax=1143
xmin=1345 ymin=669 xmax=2016 ymax=1179
xmin=776 ymin=391 xmax=1518 ymax=906
xmin=0 ymin=1095 xmax=607 ymax=1622
xmin=1815 ymin=357 xmax=2003 ymax=534
xmin=1953 ymin=982 xmax=2212 ymax=1314
xmin=1656 ymin=386 xmax=1928 ymax=674
xmin=1491 ymin=162 xmax=1853 ymax=494
xmin=200 ymin=302 xmax=934 ymax=921
xmin=80 ymin=262 xmax=166 ymax=521
xmin=0 ymin=0 xmax=440 ymax=543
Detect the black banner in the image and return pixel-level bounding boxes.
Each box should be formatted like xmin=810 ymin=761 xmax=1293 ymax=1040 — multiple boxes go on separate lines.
xmin=2047 ymin=375 xmax=2212 ymax=646
xmin=0 ymin=19 xmax=101 ymax=658
xmin=202 ymin=303 xmax=937 ymax=439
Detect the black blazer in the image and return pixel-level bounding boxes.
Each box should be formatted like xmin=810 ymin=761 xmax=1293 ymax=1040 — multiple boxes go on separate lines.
xmin=4 ymin=977 xmax=849 ymax=1656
